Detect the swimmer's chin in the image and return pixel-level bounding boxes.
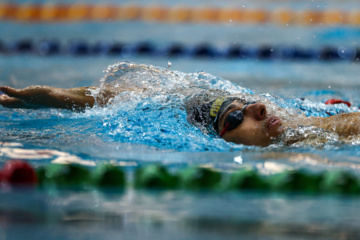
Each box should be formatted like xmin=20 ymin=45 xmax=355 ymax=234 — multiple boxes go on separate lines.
xmin=268 ymin=134 xmax=286 ymax=146
xmin=263 ymin=126 xmax=286 ymax=147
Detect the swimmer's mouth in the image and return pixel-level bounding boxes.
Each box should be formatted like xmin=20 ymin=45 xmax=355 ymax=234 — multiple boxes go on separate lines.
xmin=266 ymin=116 xmax=281 ymax=131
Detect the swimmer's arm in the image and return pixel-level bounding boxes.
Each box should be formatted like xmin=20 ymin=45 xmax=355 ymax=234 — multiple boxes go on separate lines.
xmin=0 ymin=85 xmax=97 ymax=111
xmin=310 ymin=112 xmax=360 ymax=136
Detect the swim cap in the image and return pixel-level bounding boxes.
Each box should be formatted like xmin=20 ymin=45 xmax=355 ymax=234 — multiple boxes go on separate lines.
xmin=187 ymin=96 xmax=239 ymax=134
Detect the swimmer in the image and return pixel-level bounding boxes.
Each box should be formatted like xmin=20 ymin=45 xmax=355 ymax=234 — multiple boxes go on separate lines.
xmin=1 ymin=85 xmax=360 ymax=147
xmin=186 ymin=95 xmax=360 ymax=146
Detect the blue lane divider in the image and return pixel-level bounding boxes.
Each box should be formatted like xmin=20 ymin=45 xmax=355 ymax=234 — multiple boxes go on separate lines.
xmin=1 ymin=39 xmax=360 ymax=62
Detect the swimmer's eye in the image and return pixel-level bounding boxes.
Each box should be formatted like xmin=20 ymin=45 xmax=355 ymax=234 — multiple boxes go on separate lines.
xmin=224 ymin=111 xmax=244 ymax=131
xmin=219 ymin=101 xmax=256 ymax=137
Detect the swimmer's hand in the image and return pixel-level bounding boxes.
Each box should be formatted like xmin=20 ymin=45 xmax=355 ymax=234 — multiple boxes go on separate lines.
xmin=0 ymin=85 xmax=95 ymax=111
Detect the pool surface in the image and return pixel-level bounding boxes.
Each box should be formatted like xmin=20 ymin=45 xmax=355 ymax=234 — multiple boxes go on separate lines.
xmin=2 ymin=2 xmax=360 ymax=239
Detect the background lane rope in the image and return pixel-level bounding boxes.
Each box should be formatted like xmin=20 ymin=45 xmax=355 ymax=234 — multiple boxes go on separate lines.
xmin=0 ymin=3 xmax=360 ymax=26
xmin=1 ymin=38 xmax=359 ymax=62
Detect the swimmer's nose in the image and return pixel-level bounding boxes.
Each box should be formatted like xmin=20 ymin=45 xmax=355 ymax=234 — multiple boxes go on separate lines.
xmin=246 ymin=102 xmax=267 ymax=121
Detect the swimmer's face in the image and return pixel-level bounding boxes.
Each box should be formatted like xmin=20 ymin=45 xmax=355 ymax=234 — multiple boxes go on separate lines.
xmin=218 ymin=100 xmax=283 ymax=146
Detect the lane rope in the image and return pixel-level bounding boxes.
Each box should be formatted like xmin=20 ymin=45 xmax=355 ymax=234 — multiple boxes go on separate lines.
xmin=1 ymin=39 xmax=360 ymax=62
xmin=1 ymin=160 xmax=360 ymax=195
xmin=0 ymin=3 xmax=360 ymax=26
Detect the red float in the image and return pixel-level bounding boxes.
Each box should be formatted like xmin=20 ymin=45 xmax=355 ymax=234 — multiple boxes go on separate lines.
xmin=1 ymin=160 xmax=37 ymax=186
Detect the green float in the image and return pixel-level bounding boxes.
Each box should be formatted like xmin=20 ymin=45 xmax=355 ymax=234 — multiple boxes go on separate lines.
xmin=134 ymin=165 xmax=177 ymax=189
xmin=320 ymin=171 xmax=360 ymax=194
xmin=268 ymin=170 xmax=322 ymax=193
xmin=91 ymin=164 xmax=125 ymax=188
xmin=227 ymin=169 xmax=268 ymax=191
xmin=177 ymin=167 xmax=222 ymax=189
xmin=37 ymin=164 xmax=91 ymax=189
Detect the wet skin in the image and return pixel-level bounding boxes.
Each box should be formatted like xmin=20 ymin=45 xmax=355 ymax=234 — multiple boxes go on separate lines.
xmin=217 ymin=100 xmax=284 ymax=147
xmin=0 ymin=85 xmax=144 ymax=111
xmin=0 ymin=86 xmax=96 ymax=111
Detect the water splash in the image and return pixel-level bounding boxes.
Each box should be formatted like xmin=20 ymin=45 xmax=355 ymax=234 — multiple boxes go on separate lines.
xmin=1 ymin=61 xmax=360 ymax=152
xmin=85 ymin=61 xmax=359 ymax=150
xmin=82 ymin=61 xmax=255 ymax=151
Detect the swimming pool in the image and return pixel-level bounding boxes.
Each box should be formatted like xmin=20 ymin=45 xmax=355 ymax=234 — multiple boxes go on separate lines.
xmin=2 ymin=3 xmax=360 ymax=239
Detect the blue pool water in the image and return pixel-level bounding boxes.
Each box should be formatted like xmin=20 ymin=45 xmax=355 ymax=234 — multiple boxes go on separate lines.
xmin=2 ymin=58 xmax=360 ymax=170
xmin=2 ymin=17 xmax=360 ymax=239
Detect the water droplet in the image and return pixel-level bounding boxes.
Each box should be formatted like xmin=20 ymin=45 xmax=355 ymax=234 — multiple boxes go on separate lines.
xmin=234 ymin=155 xmax=243 ymax=164
xmin=338 ymin=46 xmax=356 ymax=60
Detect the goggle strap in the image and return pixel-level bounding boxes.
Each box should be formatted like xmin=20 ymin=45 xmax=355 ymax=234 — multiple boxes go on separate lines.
xmin=219 ymin=123 xmax=231 ymax=137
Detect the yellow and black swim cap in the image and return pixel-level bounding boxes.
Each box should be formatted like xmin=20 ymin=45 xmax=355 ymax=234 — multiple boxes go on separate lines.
xmin=187 ymin=96 xmax=239 ymax=134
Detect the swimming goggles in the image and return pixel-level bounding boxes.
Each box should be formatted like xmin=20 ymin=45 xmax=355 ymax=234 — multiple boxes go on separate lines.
xmin=219 ymin=101 xmax=257 ymax=137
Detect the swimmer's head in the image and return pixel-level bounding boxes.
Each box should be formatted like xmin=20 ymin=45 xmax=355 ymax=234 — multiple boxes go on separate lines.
xmin=186 ymin=93 xmax=284 ymax=146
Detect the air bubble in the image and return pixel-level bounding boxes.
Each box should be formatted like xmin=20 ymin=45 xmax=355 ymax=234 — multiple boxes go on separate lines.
xmin=337 ymin=46 xmax=356 ymax=60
